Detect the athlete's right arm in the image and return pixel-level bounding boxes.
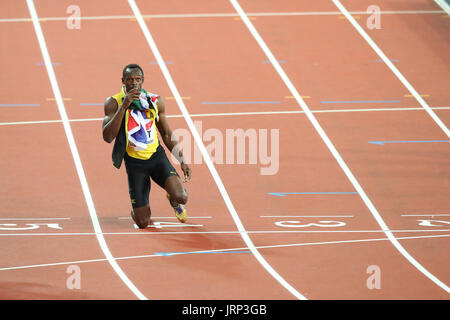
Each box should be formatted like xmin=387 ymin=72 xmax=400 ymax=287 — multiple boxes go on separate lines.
xmin=102 ymin=87 xmax=141 ymax=143
xmin=102 ymin=97 xmax=129 ymax=143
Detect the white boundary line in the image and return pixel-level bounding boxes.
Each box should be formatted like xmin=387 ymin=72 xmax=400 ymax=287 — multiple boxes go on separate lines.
xmin=402 ymin=214 xmax=450 ymax=217
xmin=229 ymin=0 xmax=450 ymax=294
xmin=260 ymin=215 xmax=354 ymax=218
xmin=128 ymin=0 xmax=307 ymax=301
xmin=1 ymin=233 xmax=449 ymax=272
xmin=332 ymin=0 xmax=450 ymax=138
xmin=0 ymin=10 xmax=444 ymax=23
xmin=434 ymin=0 xmax=450 ymax=15
xmin=1 ymin=228 xmax=450 ymax=236
xmin=1 ymin=107 xmax=449 ymax=127
xmin=26 ymin=0 xmax=146 ymax=300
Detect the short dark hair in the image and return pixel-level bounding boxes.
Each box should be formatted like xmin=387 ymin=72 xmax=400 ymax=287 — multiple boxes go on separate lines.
xmin=122 ymin=64 xmax=144 ymax=78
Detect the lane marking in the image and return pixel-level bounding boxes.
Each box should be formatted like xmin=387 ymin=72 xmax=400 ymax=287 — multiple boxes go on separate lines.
xmin=36 ymin=61 xmax=60 ymax=66
xmin=129 ymin=0 xmax=307 ymax=300
xmin=150 ymin=61 xmax=173 ymax=65
xmin=369 ymin=140 xmax=450 ymax=145
xmin=321 ymin=100 xmax=401 ymax=104
xmin=434 ymin=0 xmax=450 ymax=15
xmin=0 ymin=104 xmax=40 ymax=107
xmin=285 ymin=95 xmax=310 ymax=99
xmin=234 ymin=16 xmax=256 ymax=20
xmin=404 ymin=94 xmax=429 ymax=98
xmin=26 ymin=0 xmax=147 ymax=301
xmin=165 ymin=96 xmax=191 ymax=100
xmin=1 ymin=233 xmax=449 ymax=272
xmin=201 ymin=101 xmax=280 ymax=105
xmin=263 ymin=60 xmax=286 ymax=64
xmin=339 ymin=15 xmax=360 ymax=19
xmin=332 ymin=0 xmax=450 ymax=293
xmin=1 ymin=106 xmax=450 ymax=127
xmin=155 ymin=250 xmax=251 ymax=256
xmin=47 ymin=97 xmax=71 ymax=101
xmin=402 ymin=214 xmax=450 ymax=217
xmin=233 ymin=0 xmax=450 ymax=294
xmin=268 ymin=192 xmax=358 ymax=196
xmin=1 ymin=229 xmax=450 ymax=237
xmin=1 ymin=10 xmax=444 ymax=23
xmin=375 ymin=58 xmax=398 ymax=63
xmin=332 ymin=0 xmax=449 ymax=139
xmin=118 ymin=216 xmax=212 ymax=220
xmin=0 ymin=218 xmax=71 ymax=220
xmin=261 ymin=215 xmax=354 ymax=218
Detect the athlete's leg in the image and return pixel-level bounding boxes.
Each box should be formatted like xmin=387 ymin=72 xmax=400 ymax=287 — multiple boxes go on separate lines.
xmin=131 ymin=205 xmax=151 ymax=229
xmin=164 ymin=175 xmax=188 ymax=206
xmin=125 ymin=158 xmax=152 ymax=229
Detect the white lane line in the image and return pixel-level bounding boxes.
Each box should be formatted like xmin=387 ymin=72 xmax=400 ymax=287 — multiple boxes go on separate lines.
xmin=1 ymin=229 xmax=449 ymax=237
xmin=1 ymin=233 xmax=448 ymax=272
xmin=0 ymin=10 xmax=444 ymax=23
xmin=26 ymin=0 xmax=146 ymax=300
xmin=118 ymin=216 xmax=212 ymax=219
xmin=402 ymin=214 xmax=450 ymax=217
xmin=129 ymin=0 xmax=306 ymax=301
xmin=0 ymin=218 xmax=71 ymax=220
xmin=230 ymin=0 xmax=450 ymax=294
xmin=332 ymin=0 xmax=449 ymax=138
xmin=434 ymin=0 xmax=450 ymax=15
xmin=260 ymin=215 xmax=354 ymax=218
xmin=1 ymin=107 xmax=449 ymax=127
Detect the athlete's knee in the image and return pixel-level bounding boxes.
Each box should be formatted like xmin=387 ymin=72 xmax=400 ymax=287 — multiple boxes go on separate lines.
xmin=172 ymin=188 xmax=188 ymax=205
xmin=132 ymin=207 xmax=150 ymax=229
xmin=135 ymin=217 xmax=149 ymax=229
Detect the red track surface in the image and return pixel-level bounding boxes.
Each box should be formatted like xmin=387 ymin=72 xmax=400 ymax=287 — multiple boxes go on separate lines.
xmin=0 ymin=0 xmax=449 ymax=301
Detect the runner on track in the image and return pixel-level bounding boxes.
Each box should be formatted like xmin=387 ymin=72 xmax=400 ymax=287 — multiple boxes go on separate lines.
xmin=102 ymin=63 xmax=191 ymax=228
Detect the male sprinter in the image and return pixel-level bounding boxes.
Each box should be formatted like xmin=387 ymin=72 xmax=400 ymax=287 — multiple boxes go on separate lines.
xmin=102 ymin=64 xmax=191 ymax=229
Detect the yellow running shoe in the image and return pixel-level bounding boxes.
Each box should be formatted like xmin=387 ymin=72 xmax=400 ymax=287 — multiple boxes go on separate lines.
xmin=167 ymin=193 xmax=187 ymax=223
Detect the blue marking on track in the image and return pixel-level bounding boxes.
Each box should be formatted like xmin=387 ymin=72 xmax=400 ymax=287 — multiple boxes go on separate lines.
xmin=0 ymin=104 xmax=40 ymax=107
xmin=369 ymin=140 xmax=450 ymax=145
xmin=268 ymin=192 xmax=358 ymax=197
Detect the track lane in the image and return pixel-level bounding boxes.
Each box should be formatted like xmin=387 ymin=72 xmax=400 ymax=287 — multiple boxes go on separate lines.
xmin=30 ymin=0 xmax=302 ymax=299
xmin=239 ymin=2 xmax=449 ymax=295
xmin=133 ymin=1 xmax=446 ymax=298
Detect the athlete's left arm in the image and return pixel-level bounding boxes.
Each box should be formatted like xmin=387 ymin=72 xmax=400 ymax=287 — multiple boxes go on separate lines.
xmin=155 ymin=98 xmax=192 ymax=182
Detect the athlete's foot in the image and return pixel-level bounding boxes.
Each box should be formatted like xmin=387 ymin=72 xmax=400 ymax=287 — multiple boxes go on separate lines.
xmin=167 ymin=193 xmax=187 ymax=223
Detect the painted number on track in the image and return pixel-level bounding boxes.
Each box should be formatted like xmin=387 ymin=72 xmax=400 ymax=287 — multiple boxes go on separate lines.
xmin=417 ymin=220 xmax=450 ymax=227
xmin=274 ymin=220 xmax=346 ymax=228
xmin=0 ymin=223 xmax=63 ymax=230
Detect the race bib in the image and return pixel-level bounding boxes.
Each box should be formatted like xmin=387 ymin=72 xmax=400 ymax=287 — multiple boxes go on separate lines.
xmin=146 ymin=122 xmax=155 ymax=144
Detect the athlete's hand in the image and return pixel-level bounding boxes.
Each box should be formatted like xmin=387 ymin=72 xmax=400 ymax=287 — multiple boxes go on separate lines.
xmin=181 ymin=163 xmax=192 ymax=182
xmin=122 ymin=86 xmax=141 ymax=109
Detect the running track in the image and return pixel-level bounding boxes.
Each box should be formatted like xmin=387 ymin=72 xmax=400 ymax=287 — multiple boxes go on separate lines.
xmin=0 ymin=0 xmax=449 ymax=300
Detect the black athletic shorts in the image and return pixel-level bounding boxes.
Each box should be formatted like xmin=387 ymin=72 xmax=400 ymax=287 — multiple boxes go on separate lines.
xmin=124 ymin=144 xmax=179 ymax=208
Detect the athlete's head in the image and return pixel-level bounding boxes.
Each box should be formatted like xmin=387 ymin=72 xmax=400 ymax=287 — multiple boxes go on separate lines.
xmin=122 ymin=64 xmax=144 ymax=92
